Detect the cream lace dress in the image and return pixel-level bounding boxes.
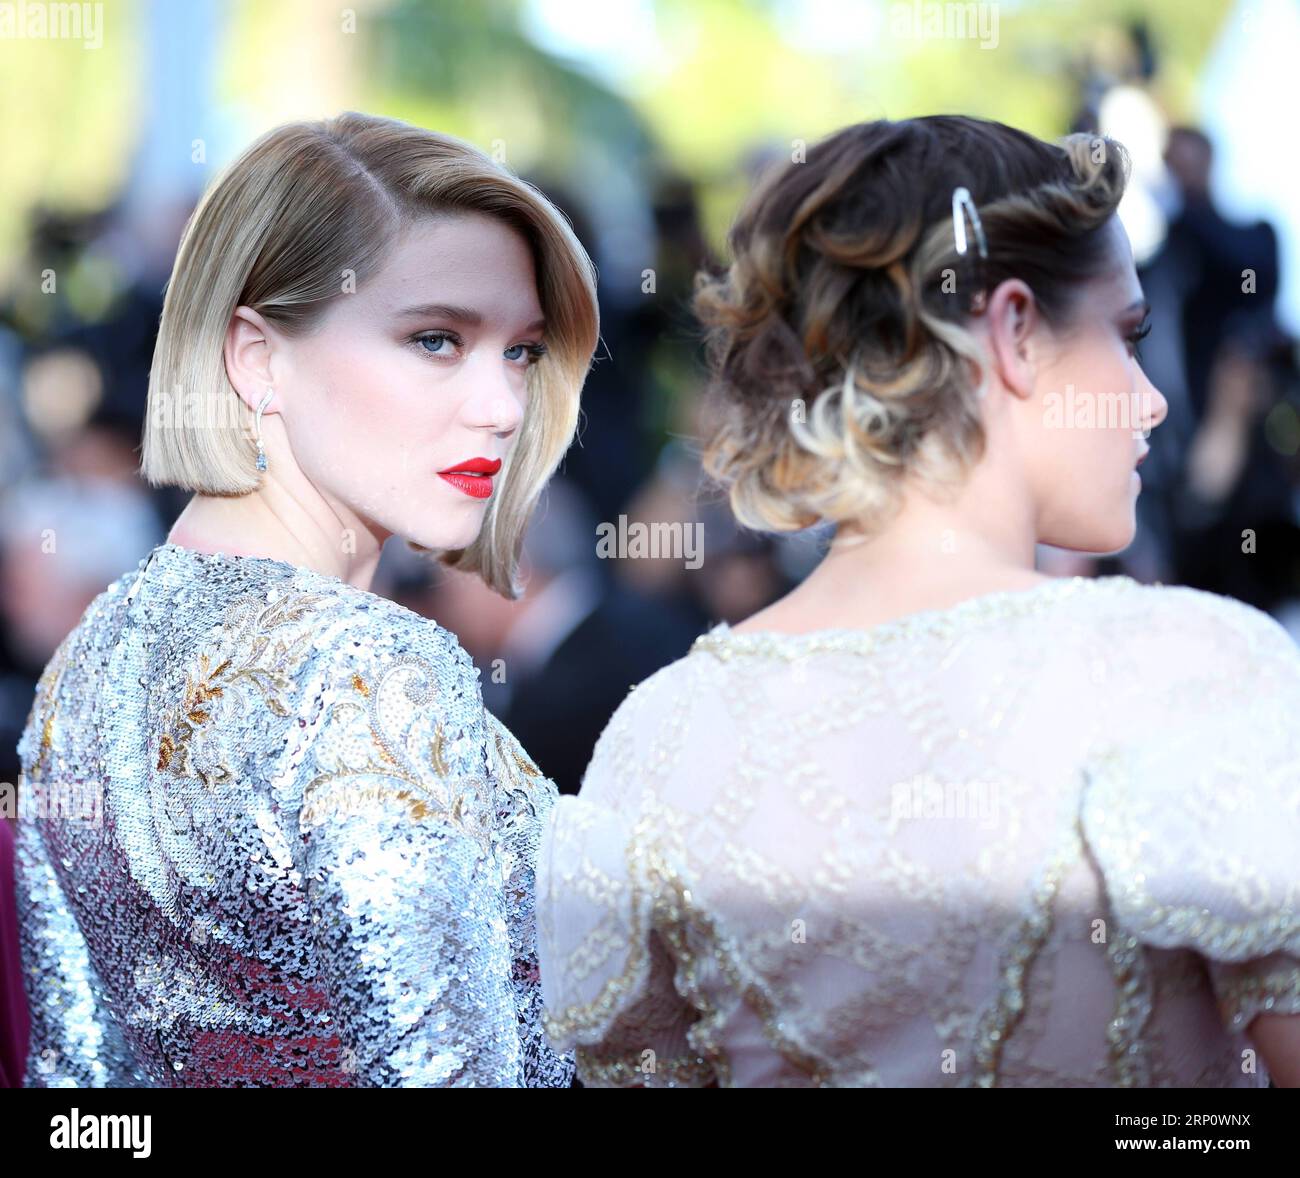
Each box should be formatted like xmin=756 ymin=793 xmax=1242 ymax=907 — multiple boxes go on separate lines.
xmin=536 ymin=576 xmax=1300 ymax=1087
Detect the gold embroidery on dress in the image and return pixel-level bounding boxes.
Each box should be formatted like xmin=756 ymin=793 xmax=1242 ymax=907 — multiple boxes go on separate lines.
xmin=646 ymin=828 xmax=831 ymax=1088
xmin=1216 ymin=964 xmax=1300 ymax=1031
xmin=36 ymin=653 xmax=66 ymax=766
xmin=576 ymin=1043 xmax=718 ymax=1088
xmin=40 ymin=700 xmax=57 ymax=759
xmin=487 ymin=713 xmax=544 ymax=790
xmin=690 ymin=576 xmax=1139 ymax=663
xmin=544 ymin=578 xmax=1299 ymax=1087
xmin=26 ymin=637 xmax=71 ymax=779
xmin=506 ymin=740 xmax=541 ymax=779
xmin=1102 ymin=924 xmax=1154 ymax=1086
xmin=299 ymin=654 xmax=494 ymax=855
xmin=549 ymin=796 xmax=849 ymax=1088
xmin=962 ymin=824 xmax=1080 ymax=1088
xmin=1082 ymin=747 xmax=1300 ymax=962
xmin=431 ymin=723 xmax=450 ymax=776
xmin=156 ymin=592 xmax=325 ymax=784
xmin=157 ymin=652 xmax=230 ymax=773
xmin=541 ymin=821 xmax=657 ymax=1046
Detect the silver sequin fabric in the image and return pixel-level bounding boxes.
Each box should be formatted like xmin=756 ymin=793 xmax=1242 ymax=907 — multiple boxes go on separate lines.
xmin=16 ymin=542 xmax=575 ymax=1088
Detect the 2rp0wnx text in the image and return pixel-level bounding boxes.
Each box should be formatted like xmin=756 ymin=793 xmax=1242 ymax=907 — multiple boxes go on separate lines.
xmin=1116 ymin=1115 xmax=1252 ymax=1129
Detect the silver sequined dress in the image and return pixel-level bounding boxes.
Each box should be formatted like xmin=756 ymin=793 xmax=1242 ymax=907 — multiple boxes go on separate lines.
xmin=16 ymin=542 xmax=576 ymax=1087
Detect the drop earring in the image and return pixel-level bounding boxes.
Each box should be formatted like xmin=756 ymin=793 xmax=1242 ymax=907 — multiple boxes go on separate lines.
xmin=254 ymin=387 xmax=273 ymax=473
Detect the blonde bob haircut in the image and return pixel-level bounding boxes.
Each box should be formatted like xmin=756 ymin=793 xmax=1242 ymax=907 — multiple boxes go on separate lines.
xmin=142 ymin=110 xmax=599 ymax=599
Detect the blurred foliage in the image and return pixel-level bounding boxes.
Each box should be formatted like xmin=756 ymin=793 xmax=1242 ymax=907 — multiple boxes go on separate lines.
xmin=632 ymin=0 xmax=1234 ymax=248
xmin=0 ymin=0 xmax=141 ymax=285
xmin=359 ymin=0 xmax=655 ymax=177
xmin=0 ymin=0 xmax=1237 ymax=286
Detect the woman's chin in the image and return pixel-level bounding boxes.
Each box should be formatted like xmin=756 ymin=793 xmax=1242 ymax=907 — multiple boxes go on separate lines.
xmin=1090 ymin=526 xmax=1137 ymax=557
xmin=1041 ymin=516 xmax=1136 ymax=557
xmin=403 ymin=524 xmax=485 ymax=554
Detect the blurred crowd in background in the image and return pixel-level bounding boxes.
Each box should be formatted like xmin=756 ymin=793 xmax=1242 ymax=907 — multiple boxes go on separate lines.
xmin=1 ymin=0 xmax=1299 ymax=803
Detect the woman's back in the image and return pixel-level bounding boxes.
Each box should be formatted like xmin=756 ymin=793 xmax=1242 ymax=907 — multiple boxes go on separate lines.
xmin=537 ymin=577 xmax=1300 ymax=1086
xmin=17 ymin=542 xmax=572 ymax=1087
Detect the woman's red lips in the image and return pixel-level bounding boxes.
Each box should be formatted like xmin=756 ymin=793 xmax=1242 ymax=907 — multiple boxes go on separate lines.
xmin=438 ymin=457 xmax=501 ymax=500
xmin=439 ymin=457 xmax=502 ymax=475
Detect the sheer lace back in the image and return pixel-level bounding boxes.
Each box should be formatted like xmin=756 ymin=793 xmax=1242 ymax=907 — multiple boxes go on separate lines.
xmin=537 ymin=577 xmax=1300 ymax=1087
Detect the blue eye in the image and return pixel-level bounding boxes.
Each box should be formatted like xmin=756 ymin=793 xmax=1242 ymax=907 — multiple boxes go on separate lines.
xmin=414 ymin=331 xmax=459 ymax=356
xmin=410 ymin=332 xmax=545 ymax=364
xmin=505 ymin=342 xmax=548 ymax=365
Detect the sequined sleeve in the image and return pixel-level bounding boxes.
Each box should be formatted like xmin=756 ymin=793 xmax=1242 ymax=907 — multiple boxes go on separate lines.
xmin=1079 ymin=591 xmax=1300 ymax=1036
xmin=537 ymin=667 xmax=718 ymax=1088
xmin=15 ymin=818 xmax=148 ymax=1087
xmin=15 ymin=638 xmax=147 ymax=1088
xmin=286 ymin=632 xmax=520 ymax=1086
xmin=481 ymin=709 xmax=578 ymax=1088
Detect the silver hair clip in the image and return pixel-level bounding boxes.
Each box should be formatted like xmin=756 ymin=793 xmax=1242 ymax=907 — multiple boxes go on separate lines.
xmin=951 ymin=186 xmax=988 ymax=312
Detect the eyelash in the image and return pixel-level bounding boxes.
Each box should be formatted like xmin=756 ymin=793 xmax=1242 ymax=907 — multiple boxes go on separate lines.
xmin=1127 ymin=320 xmax=1152 ymax=359
xmin=410 ymin=330 xmax=548 ymax=366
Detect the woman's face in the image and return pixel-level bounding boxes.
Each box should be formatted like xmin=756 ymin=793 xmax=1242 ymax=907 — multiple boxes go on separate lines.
xmin=1019 ymin=216 xmax=1168 ymax=554
xmin=270 ymin=211 xmax=545 ymax=553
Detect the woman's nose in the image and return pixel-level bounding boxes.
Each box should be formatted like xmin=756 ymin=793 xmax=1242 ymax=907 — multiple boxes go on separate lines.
xmin=470 ymin=383 xmax=524 ymax=435
xmin=1138 ymin=369 xmax=1168 ymax=433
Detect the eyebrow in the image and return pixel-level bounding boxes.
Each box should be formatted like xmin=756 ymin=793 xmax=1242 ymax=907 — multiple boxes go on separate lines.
xmin=394 ymin=302 xmax=546 ymax=333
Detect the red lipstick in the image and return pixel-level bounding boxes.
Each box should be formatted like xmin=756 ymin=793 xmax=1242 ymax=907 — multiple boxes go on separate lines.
xmin=438 ymin=456 xmax=502 ymax=500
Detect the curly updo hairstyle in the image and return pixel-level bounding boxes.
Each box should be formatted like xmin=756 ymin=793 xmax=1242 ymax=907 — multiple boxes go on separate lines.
xmin=692 ymin=115 xmax=1130 ymax=534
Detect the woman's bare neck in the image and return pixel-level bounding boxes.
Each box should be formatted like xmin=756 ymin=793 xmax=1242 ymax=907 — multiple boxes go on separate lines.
xmin=730 ymin=558 xmax=1056 ymax=637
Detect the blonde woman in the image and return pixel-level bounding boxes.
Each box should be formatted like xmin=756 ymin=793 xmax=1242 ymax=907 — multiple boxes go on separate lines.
xmin=537 ymin=115 xmax=1300 ymax=1087
xmin=16 ymin=112 xmax=598 ymax=1087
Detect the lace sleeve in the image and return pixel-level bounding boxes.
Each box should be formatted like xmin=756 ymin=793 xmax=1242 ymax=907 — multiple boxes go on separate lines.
xmin=537 ymin=796 xmax=715 ymax=1087
xmin=536 ymin=665 xmax=717 ymax=1088
xmin=1080 ymin=590 xmax=1300 ymax=1035
xmin=1205 ymin=951 xmax=1300 ymax=1033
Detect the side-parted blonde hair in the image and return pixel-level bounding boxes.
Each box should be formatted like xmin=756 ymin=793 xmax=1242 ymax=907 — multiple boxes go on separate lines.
xmin=142 ymin=110 xmax=599 ymax=598
xmin=692 ymin=115 xmax=1128 ymax=536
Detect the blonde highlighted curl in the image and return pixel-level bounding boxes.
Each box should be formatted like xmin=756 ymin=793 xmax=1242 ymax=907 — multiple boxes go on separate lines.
xmin=692 ymin=116 xmax=1130 ymax=535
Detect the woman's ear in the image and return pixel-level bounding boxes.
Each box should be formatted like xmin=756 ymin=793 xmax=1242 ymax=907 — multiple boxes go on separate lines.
xmin=982 ymin=278 xmax=1040 ymax=401
xmin=224 ymin=306 xmax=282 ymax=415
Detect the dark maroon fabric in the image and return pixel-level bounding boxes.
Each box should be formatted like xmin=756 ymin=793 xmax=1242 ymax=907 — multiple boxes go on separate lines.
xmin=0 ymin=819 xmax=30 ymax=1087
